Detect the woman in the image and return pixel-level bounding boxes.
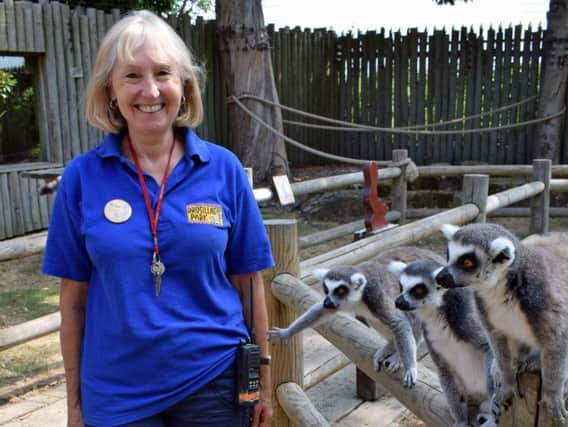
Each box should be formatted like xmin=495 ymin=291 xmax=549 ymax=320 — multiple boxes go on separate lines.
xmin=43 ymin=10 xmax=274 ymax=427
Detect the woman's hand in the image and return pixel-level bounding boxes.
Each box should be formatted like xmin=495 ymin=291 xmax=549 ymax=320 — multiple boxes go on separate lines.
xmin=250 ymin=391 xmax=273 ymax=427
xmin=67 ymin=402 xmax=85 ymax=427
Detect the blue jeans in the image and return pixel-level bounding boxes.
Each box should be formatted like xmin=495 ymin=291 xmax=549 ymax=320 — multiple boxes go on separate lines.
xmin=86 ymin=363 xmax=251 ymax=427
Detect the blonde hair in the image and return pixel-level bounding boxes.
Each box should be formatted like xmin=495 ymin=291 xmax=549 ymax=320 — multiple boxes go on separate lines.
xmin=86 ymin=10 xmax=204 ymax=133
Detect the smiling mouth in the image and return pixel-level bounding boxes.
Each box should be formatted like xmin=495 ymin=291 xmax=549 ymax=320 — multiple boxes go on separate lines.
xmin=137 ymin=104 xmax=163 ymax=113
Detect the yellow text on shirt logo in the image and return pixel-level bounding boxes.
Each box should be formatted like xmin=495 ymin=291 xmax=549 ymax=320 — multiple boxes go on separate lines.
xmin=186 ymin=204 xmax=224 ymax=226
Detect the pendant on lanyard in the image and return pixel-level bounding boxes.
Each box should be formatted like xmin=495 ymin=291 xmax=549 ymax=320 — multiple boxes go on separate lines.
xmin=128 ymin=133 xmax=176 ymax=296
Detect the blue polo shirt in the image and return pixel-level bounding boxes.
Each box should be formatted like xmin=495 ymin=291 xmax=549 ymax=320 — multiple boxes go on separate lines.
xmin=42 ymin=128 xmax=274 ymax=426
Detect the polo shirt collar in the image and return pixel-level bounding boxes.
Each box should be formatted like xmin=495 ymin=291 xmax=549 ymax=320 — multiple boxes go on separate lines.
xmin=95 ymin=128 xmax=211 ymax=164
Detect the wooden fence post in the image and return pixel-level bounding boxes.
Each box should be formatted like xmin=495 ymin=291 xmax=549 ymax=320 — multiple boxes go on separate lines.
xmin=263 ymin=219 xmax=302 ymax=427
xmin=462 ymin=174 xmax=489 ymax=223
xmin=530 ymin=159 xmax=551 ymax=235
xmin=391 ymin=149 xmax=408 ymax=224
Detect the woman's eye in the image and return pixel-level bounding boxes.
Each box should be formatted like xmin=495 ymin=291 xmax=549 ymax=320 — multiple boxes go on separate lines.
xmin=125 ymin=73 xmax=139 ymax=79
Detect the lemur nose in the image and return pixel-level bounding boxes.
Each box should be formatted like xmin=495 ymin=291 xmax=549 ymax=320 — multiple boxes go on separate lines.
xmin=395 ymin=295 xmax=412 ymax=311
xmin=435 ymin=267 xmax=455 ymax=288
xmin=323 ymin=296 xmax=338 ymax=309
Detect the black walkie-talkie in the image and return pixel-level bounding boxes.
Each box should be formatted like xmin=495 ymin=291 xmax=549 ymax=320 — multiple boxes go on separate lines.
xmin=236 ymin=278 xmax=261 ymax=406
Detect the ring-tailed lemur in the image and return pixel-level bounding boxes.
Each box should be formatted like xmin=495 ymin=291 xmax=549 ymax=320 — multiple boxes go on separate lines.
xmin=389 ymin=259 xmax=499 ymax=427
xmin=436 ymin=223 xmax=568 ymax=422
xmin=268 ymin=246 xmax=444 ymax=388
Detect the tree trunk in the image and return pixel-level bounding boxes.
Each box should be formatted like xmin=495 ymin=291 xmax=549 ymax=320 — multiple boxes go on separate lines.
xmin=216 ymin=0 xmax=289 ymax=184
xmin=533 ymin=0 xmax=568 ymax=161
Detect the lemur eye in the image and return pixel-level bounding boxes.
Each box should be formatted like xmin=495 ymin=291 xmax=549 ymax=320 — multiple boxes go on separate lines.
xmin=410 ymin=284 xmax=428 ymax=299
xmin=334 ymin=285 xmax=349 ymax=298
xmin=457 ymin=253 xmax=477 ymax=272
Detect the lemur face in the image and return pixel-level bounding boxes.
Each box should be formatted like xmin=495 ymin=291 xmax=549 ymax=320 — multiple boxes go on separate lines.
xmin=437 ymin=224 xmax=516 ymax=290
xmin=312 ymin=267 xmax=367 ymax=310
xmin=389 ymin=261 xmax=445 ymax=311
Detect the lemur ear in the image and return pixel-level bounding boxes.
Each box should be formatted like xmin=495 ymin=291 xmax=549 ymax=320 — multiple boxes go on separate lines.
xmin=440 ymin=224 xmax=460 ymax=240
xmin=350 ymin=272 xmax=367 ymax=290
xmin=312 ymin=268 xmax=329 ymax=281
xmin=489 ymin=237 xmax=516 ymax=265
xmin=388 ymin=261 xmax=407 ymax=277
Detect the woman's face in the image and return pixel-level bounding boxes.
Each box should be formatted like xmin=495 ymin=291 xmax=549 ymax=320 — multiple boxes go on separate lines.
xmin=109 ymin=42 xmax=183 ymax=138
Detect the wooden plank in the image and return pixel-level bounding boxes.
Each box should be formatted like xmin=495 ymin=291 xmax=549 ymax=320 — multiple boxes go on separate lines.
xmin=519 ymin=27 xmax=532 ymax=163
xmin=20 ymin=174 xmax=33 ymax=232
xmin=393 ymin=30 xmax=402 ymax=151
xmin=29 ymin=178 xmax=42 ymax=230
xmin=400 ymin=30 xmax=410 ymax=151
xmin=23 ymin=4 xmax=33 ymax=52
xmin=416 ymin=30 xmax=427 ymax=164
xmin=71 ymin=10 xmax=88 ymax=154
xmin=96 ymin=9 xmax=106 ymax=47
xmin=367 ymin=30 xmax=379 ymax=160
xmin=511 ymin=25 xmax=523 ymax=163
xmin=61 ymin=4 xmax=81 ymax=159
xmin=8 ymin=172 xmax=24 ymax=236
xmin=0 ymin=173 xmax=7 ymax=239
xmin=502 ymin=26 xmax=514 ymax=164
xmin=52 ymin=2 xmax=71 ymax=163
xmin=464 ymin=29 xmax=476 ymax=162
xmin=15 ymin=2 xmax=25 ymax=51
xmin=32 ymin=3 xmax=45 ymax=52
xmin=5 ymin=0 xmax=16 ymax=51
xmin=492 ymin=27 xmax=504 ymax=164
xmin=481 ymin=27 xmax=494 ymax=163
xmin=384 ymin=32 xmax=393 ymax=160
xmin=407 ymin=28 xmax=418 ymax=162
xmin=0 ymin=3 xmax=7 ymax=51
xmin=376 ymin=30 xmax=387 ymax=160
xmin=440 ymin=30 xmax=450 ymax=162
xmin=528 ymin=27 xmax=542 ymax=160
xmin=41 ymin=1 xmax=62 ymax=163
xmin=448 ymin=28 xmax=460 ymax=163
xmin=86 ymin=9 xmax=100 ymax=150
xmin=472 ymin=29 xmax=483 ymax=162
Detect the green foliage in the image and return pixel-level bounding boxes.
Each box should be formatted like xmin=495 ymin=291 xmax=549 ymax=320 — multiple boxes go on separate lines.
xmin=0 ymin=70 xmax=17 ymax=102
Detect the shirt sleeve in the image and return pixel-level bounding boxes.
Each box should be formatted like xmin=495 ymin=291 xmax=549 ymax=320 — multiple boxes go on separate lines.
xmin=42 ymin=166 xmax=92 ymax=282
xmin=225 ymin=167 xmax=275 ymax=275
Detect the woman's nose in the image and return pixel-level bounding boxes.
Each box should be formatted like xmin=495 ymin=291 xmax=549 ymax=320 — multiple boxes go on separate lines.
xmin=140 ymin=76 xmax=160 ymax=97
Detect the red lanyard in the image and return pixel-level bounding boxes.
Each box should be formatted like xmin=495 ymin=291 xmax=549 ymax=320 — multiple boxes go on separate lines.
xmin=127 ymin=133 xmax=176 ymax=258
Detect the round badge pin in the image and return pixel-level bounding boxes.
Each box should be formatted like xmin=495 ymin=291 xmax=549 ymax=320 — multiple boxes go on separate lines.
xmin=104 ymin=199 xmax=132 ymax=223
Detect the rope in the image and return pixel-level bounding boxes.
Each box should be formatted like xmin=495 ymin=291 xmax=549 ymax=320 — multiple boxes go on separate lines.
xmin=284 ymin=95 xmax=538 ymax=131
xmin=231 ymin=94 xmax=562 ymax=135
xmin=229 ymin=95 xmax=407 ymax=167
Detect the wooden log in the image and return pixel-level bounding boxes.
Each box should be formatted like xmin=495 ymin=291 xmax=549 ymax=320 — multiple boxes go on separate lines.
xmin=300 ymin=204 xmax=480 ymax=285
xmin=550 ymin=179 xmax=568 ymax=192
xmin=0 ymin=231 xmax=47 ymax=261
xmin=417 ymin=164 xmax=568 ymax=177
xmin=0 ymin=312 xmax=60 ymax=351
xmin=290 ymin=167 xmax=401 ymax=198
xmin=462 ymin=174 xmax=489 ymax=223
xmin=485 ymin=182 xmax=544 ymax=213
xmin=298 ymin=211 xmax=401 ymax=250
xmin=406 ymin=207 xmax=568 ymax=219
xmin=391 ymin=149 xmax=408 ymax=224
xmin=276 ymin=382 xmax=330 ymax=427
xmin=263 ymin=219 xmax=302 ymax=427
xmin=271 ymin=274 xmax=453 ymax=427
xmin=303 ymin=352 xmax=350 ymax=390
xmin=529 ymin=159 xmax=551 ymax=235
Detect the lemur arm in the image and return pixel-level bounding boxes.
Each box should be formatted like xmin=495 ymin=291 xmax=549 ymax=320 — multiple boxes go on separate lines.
xmin=268 ymin=302 xmax=335 ymax=344
xmin=390 ymin=317 xmax=418 ymax=388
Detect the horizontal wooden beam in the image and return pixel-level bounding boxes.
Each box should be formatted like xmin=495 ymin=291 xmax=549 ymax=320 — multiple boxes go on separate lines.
xmin=0 ymin=312 xmax=61 ymax=351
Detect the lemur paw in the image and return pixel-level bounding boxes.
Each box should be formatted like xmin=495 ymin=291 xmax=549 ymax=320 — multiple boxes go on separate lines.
xmin=477 ymin=413 xmax=497 ymax=427
xmin=267 ymin=327 xmax=290 ymax=344
xmin=372 ymin=347 xmax=395 ymax=371
xmin=495 ymin=385 xmax=514 ymax=412
xmin=541 ymin=394 xmax=568 ymax=422
xmin=402 ymin=367 xmax=417 ymax=388
xmin=383 ymin=353 xmax=403 ymax=374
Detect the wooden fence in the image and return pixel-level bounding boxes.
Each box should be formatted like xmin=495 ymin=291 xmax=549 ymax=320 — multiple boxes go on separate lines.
xmin=0 ymin=0 xmax=552 ymax=239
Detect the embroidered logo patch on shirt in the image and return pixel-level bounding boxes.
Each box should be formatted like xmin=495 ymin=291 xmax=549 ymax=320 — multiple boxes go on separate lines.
xmin=186 ymin=204 xmax=224 ymax=226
